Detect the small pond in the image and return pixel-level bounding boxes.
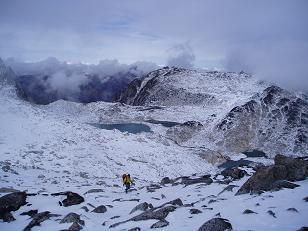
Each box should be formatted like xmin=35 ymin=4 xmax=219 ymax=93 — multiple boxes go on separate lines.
xmin=145 ymin=119 xmax=181 ymax=128
xmin=218 ymin=159 xmax=254 ymax=169
xmin=242 ymin=149 xmax=267 ymax=158
xmin=88 ymin=123 xmax=152 ymax=134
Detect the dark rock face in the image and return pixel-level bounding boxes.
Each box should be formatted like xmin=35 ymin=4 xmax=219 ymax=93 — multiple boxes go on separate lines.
xmin=198 ymin=218 xmax=232 ymax=231
xmin=150 ymin=219 xmax=169 ymax=229
xmin=236 ymin=154 xmax=308 ymax=195
xmin=116 ymin=78 xmax=142 ymax=105
xmin=0 ymin=192 xmax=27 ymax=221
xmin=221 ymin=167 xmax=247 ymax=180
xmin=130 ymin=202 xmax=153 ymax=214
xmin=92 ymin=205 xmax=107 ymax=213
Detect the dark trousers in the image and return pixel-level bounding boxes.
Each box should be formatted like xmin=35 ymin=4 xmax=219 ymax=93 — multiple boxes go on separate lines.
xmin=125 ymin=183 xmax=130 ymax=193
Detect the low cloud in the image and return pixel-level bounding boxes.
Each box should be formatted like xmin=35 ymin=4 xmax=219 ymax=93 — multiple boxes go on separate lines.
xmin=166 ymin=43 xmax=195 ymax=68
xmin=5 ymin=57 xmax=158 ymax=103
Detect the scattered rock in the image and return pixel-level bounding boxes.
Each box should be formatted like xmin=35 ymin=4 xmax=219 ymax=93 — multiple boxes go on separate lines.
xmin=303 ymin=197 xmax=308 ymax=202
xmin=243 ymin=209 xmax=257 ymax=214
xmin=198 ymin=218 xmax=232 ymax=231
xmin=221 ymin=167 xmax=247 ymax=180
xmin=110 ymin=205 xmax=177 ymax=228
xmin=131 ymin=206 xmax=176 ymax=222
xmin=68 ymin=222 xmax=82 ymax=231
xmin=130 ymin=202 xmax=153 ymax=214
xmin=128 ymin=227 xmax=141 ymax=231
xmin=181 ymin=175 xmax=213 ymax=186
xmin=267 ymin=210 xmax=276 ymax=218
xmin=84 ymin=189 xmax=104 ymax=195
xmin=190 ymin=209 xmax=202 ymax=214
xmin=55 ymin=192 xmax=84 ymax=207
xmin=208 ymin=199 xmax=217 ymax=204
xmin=214 ymin=212 xmax=221 ymax=217
xmin=287 ymin=208 xmax=299 ymax=213
xmin=60 ymin=212 xmax=85 ymax=226
xmin=20 ymin=209 xmax=38 ymax=217
xmin=92 ymin=205 xmax=107 ymax=213
xmin=151 ymin=219 xmax=169 ymax=229
xmin=161 ymin=177 xmax=172 ymax=184
xmin=23 ymin=211 xmax=60 ymax=231
xmin=0 ymin=192 xmax=27 ymax=221
xmin=218 ymin=185 xmax=239 ymax=195
xmin=146 ymin=184 xmax=162 ymax=192
xmin=80 ymin=206 xmax=89 ymax=212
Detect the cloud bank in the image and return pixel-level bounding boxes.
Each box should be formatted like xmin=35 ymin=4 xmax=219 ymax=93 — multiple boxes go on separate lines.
xmin=0 ymin=0 xmax=307 ymax=91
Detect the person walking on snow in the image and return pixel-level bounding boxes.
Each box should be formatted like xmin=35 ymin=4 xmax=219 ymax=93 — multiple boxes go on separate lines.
xmin=122 ymin=174 xmax=133 ymax=193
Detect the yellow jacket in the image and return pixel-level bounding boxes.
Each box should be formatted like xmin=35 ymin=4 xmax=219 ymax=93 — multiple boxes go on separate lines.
xmin=123 ymin=175 xmax=132 ymax=184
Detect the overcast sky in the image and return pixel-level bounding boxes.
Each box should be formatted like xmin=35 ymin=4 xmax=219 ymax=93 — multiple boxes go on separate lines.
xmin=0 ymin=0 xmax=308 ymax=90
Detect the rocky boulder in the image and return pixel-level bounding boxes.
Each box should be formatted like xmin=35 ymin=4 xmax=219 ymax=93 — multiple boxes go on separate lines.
xmin=23 ymin=211 xmax=60 ymax=231
xmin=198 ymin=218 xmax=232 ymax=231
xmin=236 ymin=165 xmax=287 ymax=195
xmin=274 ymin=154 xmax=308 ymax=181
xmin=60 ymin=212 xmax=85 ymax=226
xmin=0 ymin=192 xmax=27 ymax=221
xmin=150 ymin=219 xmax=169 ymax=229
xmin=53 ymin=192 xmax=84 ymax=207
xmin=221 ymin=167 xmax=247 ymax=180
xmin=130 ymin=202 xmax=153 ymax=214
xmin=236 ymin=154 xmax=308 ymax=195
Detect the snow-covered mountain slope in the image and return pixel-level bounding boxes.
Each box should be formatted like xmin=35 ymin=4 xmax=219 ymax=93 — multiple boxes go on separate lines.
xmin=118 ymin=67 xmax=308 ymax=156
xmin=1 ymin=62 xmax=308 ymax=230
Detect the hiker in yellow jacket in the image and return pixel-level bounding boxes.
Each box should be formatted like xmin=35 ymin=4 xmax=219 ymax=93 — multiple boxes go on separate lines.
xmin=122 ymin=174 xmax=133 ymax=193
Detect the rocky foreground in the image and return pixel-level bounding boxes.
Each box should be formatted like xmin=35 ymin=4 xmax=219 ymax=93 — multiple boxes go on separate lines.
xmin=1 ymin=155 xmax=307 ymax=231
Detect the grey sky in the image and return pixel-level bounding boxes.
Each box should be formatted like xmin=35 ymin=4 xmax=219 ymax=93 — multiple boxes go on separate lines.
xmin=0 ymin=0 xmax=308 ymax=90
